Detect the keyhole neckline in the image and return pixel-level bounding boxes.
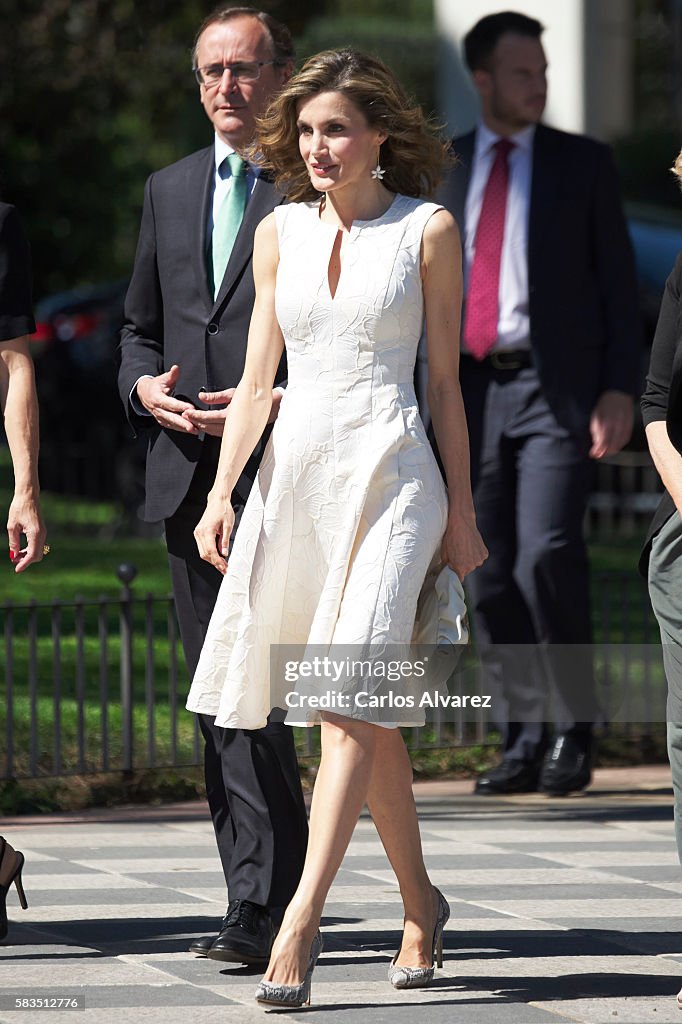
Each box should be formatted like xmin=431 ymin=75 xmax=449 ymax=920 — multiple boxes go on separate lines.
xmin=315 ymin=192 xmax=401 ymax=232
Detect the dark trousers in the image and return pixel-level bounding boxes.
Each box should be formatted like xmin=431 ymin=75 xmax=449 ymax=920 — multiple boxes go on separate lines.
xmin=648 ymin=510 xmax=682 ymax=865
xmin=460 ymin=358 xmax=596 ymax=761
xmin=164 ymin=440 xmax=308 ymax=912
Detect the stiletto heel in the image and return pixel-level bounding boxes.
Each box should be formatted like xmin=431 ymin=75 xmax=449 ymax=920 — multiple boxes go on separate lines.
xmin=388 ymin=886 xmax=450 ymax=990
xmin=13 ymin=855 xmax=28 ymax=910
xmin=0 ymin=840 xmax=28 ymax=941
xmin=255 ymin=930 xmax=323 ymax=1007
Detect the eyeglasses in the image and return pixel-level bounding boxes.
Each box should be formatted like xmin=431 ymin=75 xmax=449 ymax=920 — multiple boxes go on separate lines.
xmin=193 ymin=60 xmax=280 ymax=87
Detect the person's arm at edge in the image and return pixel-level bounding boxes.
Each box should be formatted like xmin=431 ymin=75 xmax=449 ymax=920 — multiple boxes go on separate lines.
xmin=589 ymin=143 xmax=640 ymax=458
xmin=193 ymin=212 xmax=284 ymax=573
xmin=0 ymin=335 xmax=46 ymax=571
xmin=422 ymin=209 xmax=487 ymax=580
xmin=643 ymin=254 xmax=682 ymax=513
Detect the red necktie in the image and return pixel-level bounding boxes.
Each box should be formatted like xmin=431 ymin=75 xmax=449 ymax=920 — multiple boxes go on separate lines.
xmin=463 ymin=138 xmax=514 ymax=360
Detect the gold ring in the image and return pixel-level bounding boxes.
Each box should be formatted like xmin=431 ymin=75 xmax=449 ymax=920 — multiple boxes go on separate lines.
xmin=42 ymin=544 xmax=50 ymax=555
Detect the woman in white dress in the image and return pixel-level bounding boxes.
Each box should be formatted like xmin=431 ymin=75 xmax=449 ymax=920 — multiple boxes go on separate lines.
xmin=189 ymin=49 xmax=487 ymax=1005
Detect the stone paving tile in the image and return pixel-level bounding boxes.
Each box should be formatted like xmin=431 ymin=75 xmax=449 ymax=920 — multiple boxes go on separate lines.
xmin=526 ymin=848 xmax=680 ymax=867
xmin=3 ymin=789 xmax=682 ymax=1024
xmin=532 ymin=998 xmax=681 ymax=1024
xmin=352 ymin=853 xmax=572 ymax=870
xmin=71 ymin=857 xmax=222 ymax=872
xmin=439 ymin=883 xmax=668 ymax=902
xmin=479 ymin=898 xmax=682 ymax=918
xmin=365 ymin=867 xmax=646 ymax=886
xmin=23 ymin=888 xmax=209 ymax=907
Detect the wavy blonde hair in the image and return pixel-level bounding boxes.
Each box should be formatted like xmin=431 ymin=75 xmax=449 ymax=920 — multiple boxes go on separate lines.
xmin=254 ymin=48 xmax=453 ymax=201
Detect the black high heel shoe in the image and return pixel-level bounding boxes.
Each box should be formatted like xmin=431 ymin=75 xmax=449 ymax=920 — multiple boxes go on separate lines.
xmin=0 ymin=837 xmax=28 ymax=942
xmin=388 ymin=887 xmax=450 ymax=989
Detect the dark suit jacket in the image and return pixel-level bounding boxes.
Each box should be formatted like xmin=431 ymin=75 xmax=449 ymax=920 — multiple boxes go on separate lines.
xmin=118 ymin=146 xmax=285 ymax=522
xmin=438 ymin=124 xmax=640 ymax=435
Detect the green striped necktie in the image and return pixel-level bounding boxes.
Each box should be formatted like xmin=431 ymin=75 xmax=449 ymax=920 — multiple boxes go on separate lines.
xmin=211 ymin=153 xmax=248 ymax=299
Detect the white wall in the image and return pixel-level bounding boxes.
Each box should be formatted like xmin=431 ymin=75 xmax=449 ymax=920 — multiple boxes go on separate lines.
xmin=435 ymin=0 xmax=633 ymax=141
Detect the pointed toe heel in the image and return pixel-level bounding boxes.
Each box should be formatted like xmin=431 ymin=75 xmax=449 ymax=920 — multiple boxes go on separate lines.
xmin=13 ymin=854 xmax=28 ymax=910
xmin=388 ymin=887 xmax=450 ymax=990
xmin=255 ymin=930 xmax=323 ymax=1008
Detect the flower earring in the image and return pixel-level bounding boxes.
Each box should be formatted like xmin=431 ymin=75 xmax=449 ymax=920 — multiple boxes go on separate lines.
xmin=371 ymin=149 xmax=385 ymax=181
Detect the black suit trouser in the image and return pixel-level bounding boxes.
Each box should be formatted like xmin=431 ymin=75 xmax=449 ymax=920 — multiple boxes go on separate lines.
xmin=164 ymin=441 xmax=308 ymax=912
xmin=460 ymin=359 xmax=597 ymax=761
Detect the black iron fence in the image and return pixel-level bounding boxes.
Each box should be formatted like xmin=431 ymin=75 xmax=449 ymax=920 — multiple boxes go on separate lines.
xmin=0 ymin=563 xmax=666 ymax=783
xmin=586 ymin=451 xmax=664 ymax=537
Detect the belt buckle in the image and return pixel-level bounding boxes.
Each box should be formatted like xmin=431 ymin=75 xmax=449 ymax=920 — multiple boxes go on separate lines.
xmin=489 ymin=351 xmax=524 ymax=370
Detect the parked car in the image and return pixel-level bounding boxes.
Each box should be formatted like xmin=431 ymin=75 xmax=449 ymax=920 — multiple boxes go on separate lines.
xmin=29 ymin=279 xmax=146 ymax=514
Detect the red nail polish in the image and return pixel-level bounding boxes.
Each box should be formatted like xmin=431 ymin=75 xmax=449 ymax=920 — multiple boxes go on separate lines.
xmin=9 ymin=550 xmax=15 ymax=560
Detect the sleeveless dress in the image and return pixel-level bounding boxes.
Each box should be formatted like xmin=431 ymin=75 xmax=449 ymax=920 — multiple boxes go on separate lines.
xmin=186 ymin=194 xmax=449 ymax=729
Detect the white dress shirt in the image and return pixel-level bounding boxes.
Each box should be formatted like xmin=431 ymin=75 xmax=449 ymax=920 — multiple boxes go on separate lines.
xmin=463 ymin=122 xmax=535 ymax=354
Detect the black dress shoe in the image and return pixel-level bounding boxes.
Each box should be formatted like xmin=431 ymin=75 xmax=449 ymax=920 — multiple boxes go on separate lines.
xmin=539 ymin=733 xmax=592 ymax=795
xmin=206 ymin=899 xmax=274 ymax=964
xmin=474 ymin=758 xmax=540 ymax=795
xmin=188 ymin=904 xmax=233 ymax=956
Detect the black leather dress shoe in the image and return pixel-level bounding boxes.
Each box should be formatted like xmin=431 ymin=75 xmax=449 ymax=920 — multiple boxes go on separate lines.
xmin=189 ymin=905 xmax=233 ymax=956
xmin=474 ymin=758 xmax=540 ymax=795
xmin=189 ymin=933 xmax=218 ymax=956
xmin=539 ymin=733 xmax=592 ymax=795
xmin=206 ymin=899 xmax=274 ymax=964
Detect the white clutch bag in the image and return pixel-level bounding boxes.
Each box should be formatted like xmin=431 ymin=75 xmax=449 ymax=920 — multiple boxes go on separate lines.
xmin=412 ymin=564 xmax=469 ymax=648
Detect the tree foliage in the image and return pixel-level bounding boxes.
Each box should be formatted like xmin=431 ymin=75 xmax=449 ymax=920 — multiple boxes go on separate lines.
xmin=0 ymin=0 xmax=433 ymax=297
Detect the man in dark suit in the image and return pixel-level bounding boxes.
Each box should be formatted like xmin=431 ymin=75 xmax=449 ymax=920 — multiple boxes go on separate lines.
xmin=118 ymin=6 xmax=307 ymax=962
xmin=437 ymin=11 xmax=640 ymax=794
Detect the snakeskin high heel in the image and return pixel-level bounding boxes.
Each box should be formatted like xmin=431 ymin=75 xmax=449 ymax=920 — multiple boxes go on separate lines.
xmin=388 ymin=887 xmax=450 ymax=989
xmin=0 ymin=838 xmax=28 ymax=942
xmin=255 ymin=930 xmax=323 ymax=1007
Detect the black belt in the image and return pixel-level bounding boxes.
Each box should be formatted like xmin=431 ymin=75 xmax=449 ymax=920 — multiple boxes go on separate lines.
xmin=462 ymin=349 xmax=533 ymax=370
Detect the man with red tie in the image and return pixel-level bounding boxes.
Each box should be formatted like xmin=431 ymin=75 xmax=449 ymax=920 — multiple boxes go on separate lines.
xmin=437 ymin=11 xmax=640 ymax=794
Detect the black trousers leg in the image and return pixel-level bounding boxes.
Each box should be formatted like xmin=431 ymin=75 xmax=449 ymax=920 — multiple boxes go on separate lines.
xmin=461 ymin=362 xmax=595 ymax=760
xmin=165 ymin=449 xmax=307 ymax=909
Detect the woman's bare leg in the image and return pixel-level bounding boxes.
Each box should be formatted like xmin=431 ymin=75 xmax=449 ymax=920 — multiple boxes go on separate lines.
xmin=262 ymin=714 xmax=378 ymax=985
xmin=366 ymin=728 xmax=439 ymax=968
xmin=263 ymin=721 xmax=440 ymax=984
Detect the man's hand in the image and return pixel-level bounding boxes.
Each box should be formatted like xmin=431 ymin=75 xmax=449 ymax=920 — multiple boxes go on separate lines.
xmin=182 ymin=388 xmax=236 ymax=436
xmin=136 ymin=365 xmax=198 ymax=434
xmin=8 ymin=492 xmax=47 ymax=573
xmin=589 ymin=390 xmax=634 ymax=459
xmin=182 ymin=387 xmax=284 ymax=435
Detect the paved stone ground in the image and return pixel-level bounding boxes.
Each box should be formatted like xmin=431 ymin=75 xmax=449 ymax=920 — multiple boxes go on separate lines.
xmin=1 ymin=767 xmax=682 ymax=1023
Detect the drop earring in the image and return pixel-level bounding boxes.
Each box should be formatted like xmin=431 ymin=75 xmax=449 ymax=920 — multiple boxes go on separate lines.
xmin=371 ymin=150 xmax=385 ymax=181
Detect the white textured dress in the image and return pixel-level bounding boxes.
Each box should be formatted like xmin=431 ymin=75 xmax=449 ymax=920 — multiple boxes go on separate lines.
xmin=186 ymin=194 xmax=449 ymax=729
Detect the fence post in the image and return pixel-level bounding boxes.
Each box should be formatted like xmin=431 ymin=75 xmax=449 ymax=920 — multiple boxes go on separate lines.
xmin=118 ymin=563 xmax=137 ymax=773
